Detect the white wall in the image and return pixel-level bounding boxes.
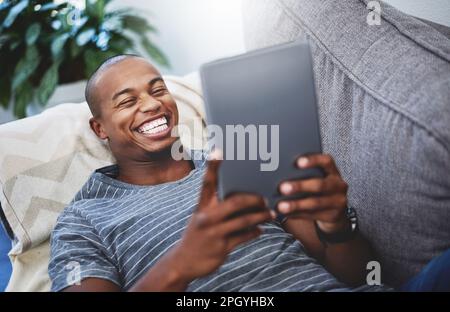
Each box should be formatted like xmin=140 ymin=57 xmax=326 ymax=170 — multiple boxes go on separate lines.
xmin=383 ymin=0 xmax=450 ymax=27
xmin=113 ymin=0 xmax=450 ymax=77
xmin=0 ymin=0 xmax=246 ymax=124
xmin=117 ymin=0 xmax=246 ymax=76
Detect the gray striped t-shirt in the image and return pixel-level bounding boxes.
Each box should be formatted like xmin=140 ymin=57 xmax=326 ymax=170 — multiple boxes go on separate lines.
xmin=48 ymin=150 xmax=388 ymax=292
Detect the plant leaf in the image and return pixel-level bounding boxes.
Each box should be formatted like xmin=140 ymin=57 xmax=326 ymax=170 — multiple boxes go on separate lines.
xmin=0 ymin=1 xmax=12 ymax=11
xmin=25 ymin=23 xmax=41 ymax=46
xmin=140 ymin=36 xmax=170 ymax=68
xmin=108 ymin=33 xmax=134 ymax=53
xmin=0 ymin=34 xmax=11 ymax=47
xmin=69 ymin=39 xmax=82 ymax=58
xmin=13 ymin=81 xmax=34 ymax=118
xmin=51 ymin=33 xmax=70 ymax=58
xmin=122 ymin=15 xmax=157 ymax=34
xmin=9 ymin=39 xmax=21 ymax=51
xmin=104 ymin=8 xmax=129 ymax=20
xmin=12 ymin=45 xmax=40 ymax=90
xmin=76 ymin=28 xmax=96 ymax=46
xmin=86 ymin=0 xmax=105 ymax=20
xmin=39 ymin=2 xmax=66 ymax=12
xmin=37 ymin=62 xmax=59 ymax=106
xmin=3 ymin=0 xmax=29 ymax=28
xmin=0 ymin=76 xmax=11 ymax=109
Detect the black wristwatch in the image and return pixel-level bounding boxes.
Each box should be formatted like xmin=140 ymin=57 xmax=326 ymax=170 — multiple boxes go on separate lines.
xmin=314 ymin=207 xmax=358 ymax=245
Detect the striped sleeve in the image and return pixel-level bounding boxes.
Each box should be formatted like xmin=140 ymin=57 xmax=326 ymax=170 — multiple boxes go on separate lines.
xmin=48 ymin=208 xmax=121 ymax=291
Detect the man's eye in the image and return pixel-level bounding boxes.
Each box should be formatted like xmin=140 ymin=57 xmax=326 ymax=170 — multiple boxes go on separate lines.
xmin=152 ymin=88 xmax=166 ymax=95
xmin=118 ymin=98 xmax=136 ymax=107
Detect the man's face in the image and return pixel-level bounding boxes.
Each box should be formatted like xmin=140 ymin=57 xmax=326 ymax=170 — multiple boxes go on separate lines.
xmin=91 ymin=58 xmax=179 ymax=160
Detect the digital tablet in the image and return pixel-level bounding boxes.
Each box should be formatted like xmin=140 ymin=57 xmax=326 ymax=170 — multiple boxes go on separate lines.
xmin=200 ymin=37 xmax=323 ymax=214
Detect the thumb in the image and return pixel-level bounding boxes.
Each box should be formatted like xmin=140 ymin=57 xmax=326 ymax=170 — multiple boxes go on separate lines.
xmin=197 ymin=149 xmax=223 ymax=210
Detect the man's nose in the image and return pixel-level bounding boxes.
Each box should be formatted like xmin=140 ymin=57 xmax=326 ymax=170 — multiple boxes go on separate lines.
xmin=138 ymin=95 xmax=162 ymax=113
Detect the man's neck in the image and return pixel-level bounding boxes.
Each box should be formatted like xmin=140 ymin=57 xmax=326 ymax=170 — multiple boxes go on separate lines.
xmin=116 ymin=149 xmax=195 ymax=186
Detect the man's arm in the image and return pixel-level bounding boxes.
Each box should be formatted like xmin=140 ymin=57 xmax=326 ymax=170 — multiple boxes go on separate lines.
xmin=282 ymin=217 xmax=374 ymax=286
xmin=278 ymin=154 xmax=375 ymax=287
xmin=62 ymin=250 xmax=189 ymax=292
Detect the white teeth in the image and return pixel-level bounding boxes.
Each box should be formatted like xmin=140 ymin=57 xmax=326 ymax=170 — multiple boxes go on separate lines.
xmin=138 ymin=117 xmax=168 ymax=133
xmin=140 ymin=124 xmax=168 ymax=135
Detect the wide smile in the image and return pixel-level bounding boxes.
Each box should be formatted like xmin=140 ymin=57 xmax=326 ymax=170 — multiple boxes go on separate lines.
xmin=134 ymin=114 xmax=173 ymax=140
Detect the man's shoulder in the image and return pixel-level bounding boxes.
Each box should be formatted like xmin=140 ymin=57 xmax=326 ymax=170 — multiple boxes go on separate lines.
xmin=67 ymin=165 xmax=121 ymax=211
xmin=77 ymin=163 xmax=122 ymax=194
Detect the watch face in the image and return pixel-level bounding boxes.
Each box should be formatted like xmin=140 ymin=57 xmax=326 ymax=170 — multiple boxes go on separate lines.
xmin=347 ymin=207 xmax=357 ymax=218
xmin=347 ymin=207 xmax=358 ymax=231
xmin=314 ymin=207 xmax=359 ymax=244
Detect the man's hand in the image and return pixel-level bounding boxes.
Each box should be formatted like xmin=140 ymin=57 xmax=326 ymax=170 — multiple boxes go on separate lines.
xmin=278 ymin=154 xmax=375 ymax=286
xmin=277 ymin=154 xmax=349 ymax=233
xmin=170 ymin=150 xmax=275 ymax=284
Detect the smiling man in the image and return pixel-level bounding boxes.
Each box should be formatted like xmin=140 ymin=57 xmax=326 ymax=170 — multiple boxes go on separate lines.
xmin=48 ymin=55 xmax=390 ymax=292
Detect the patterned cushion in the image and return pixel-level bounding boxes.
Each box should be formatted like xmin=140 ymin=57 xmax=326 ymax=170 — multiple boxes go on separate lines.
xmin=0 ymin=73 xmax=206 ymax=257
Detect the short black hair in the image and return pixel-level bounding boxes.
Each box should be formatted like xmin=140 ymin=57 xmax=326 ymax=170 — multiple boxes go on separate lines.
xmin=85 ymin=54 xmax=143 ymax=117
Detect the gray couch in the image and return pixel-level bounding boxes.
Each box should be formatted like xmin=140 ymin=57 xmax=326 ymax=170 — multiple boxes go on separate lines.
xmin=242 ymin=0 xmax=450 ymax=287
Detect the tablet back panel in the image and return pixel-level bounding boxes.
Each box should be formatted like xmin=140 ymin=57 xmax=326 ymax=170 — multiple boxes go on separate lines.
xmin=200 ymin=38 xmax=323 ymax=209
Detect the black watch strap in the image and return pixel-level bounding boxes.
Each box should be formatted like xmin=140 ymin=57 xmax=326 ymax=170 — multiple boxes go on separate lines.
xmin=315 ymin=207 xmax=358 ymax=245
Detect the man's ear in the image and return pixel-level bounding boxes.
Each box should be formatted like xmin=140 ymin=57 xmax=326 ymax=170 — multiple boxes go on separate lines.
xmin=89 ymin=117 xmax=108 ymax=140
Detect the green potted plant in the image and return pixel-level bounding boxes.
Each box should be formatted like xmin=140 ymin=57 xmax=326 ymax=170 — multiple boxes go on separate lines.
xmin=0 ymin=0 xmax=170 ymax=118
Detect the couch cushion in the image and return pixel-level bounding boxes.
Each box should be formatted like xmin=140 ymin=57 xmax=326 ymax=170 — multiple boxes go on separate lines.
xmin=0 ymin=73 xmax=206 ymax=257
xmin=242 ymin=0 xmax=450 ymax=287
